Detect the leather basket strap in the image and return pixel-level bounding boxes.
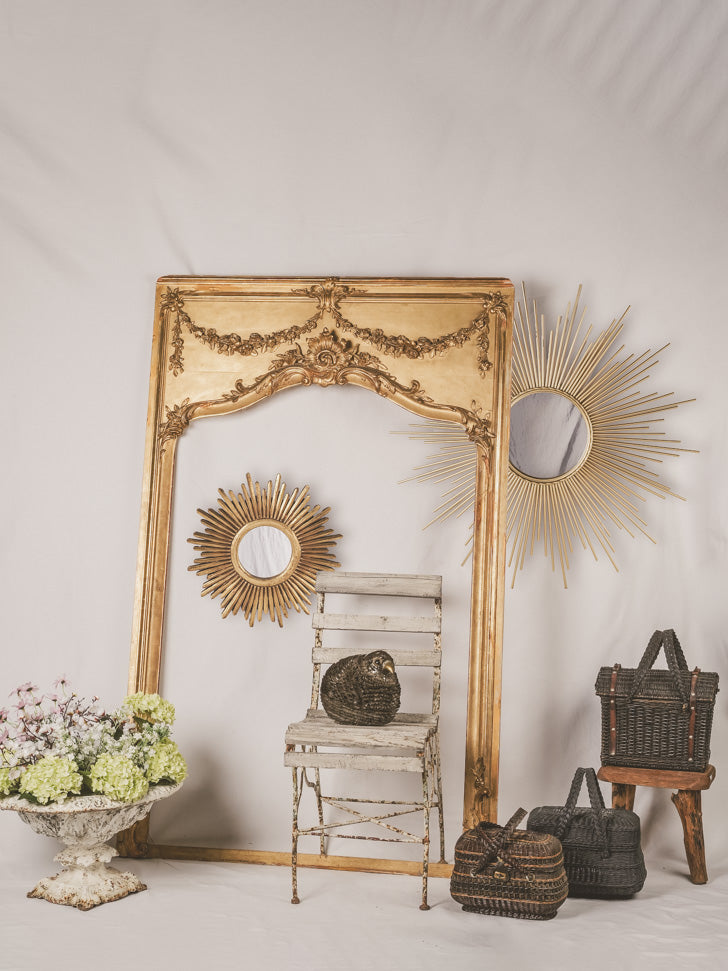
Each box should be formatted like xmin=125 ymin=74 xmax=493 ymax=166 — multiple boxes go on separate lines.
xmin=688 ymin=667 xmax=700 ymax=764
xmin=608 ymin=664 xmax=620 ymax=755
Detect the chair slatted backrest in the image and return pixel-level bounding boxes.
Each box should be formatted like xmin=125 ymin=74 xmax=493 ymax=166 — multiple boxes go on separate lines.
xmin=310 ymin=571 xmax=443 ymax=716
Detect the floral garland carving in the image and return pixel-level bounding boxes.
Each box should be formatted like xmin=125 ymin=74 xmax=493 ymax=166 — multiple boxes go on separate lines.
xmin=185 ymin=309 xmax=323 ymax=359
xmin=164 ymin=279 xmax=507 ymax=375
xmin=290 ymin=279 xmax=503 ymax=374
xmin=158 ymin=328 xmax=494 ymax=451
xmin=163 ymin=286 xmax=323 ymax=375
xmin=162 ymin=289 xmax=190 ymax=376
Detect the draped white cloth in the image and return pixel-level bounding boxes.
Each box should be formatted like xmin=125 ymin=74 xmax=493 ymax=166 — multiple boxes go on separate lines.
xmin=1 ymin=1 xmax=726 ymax=967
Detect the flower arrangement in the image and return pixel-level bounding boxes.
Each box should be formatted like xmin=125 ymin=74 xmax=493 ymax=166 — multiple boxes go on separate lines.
xmin=0 ymin=678 xmax=186 ymax=805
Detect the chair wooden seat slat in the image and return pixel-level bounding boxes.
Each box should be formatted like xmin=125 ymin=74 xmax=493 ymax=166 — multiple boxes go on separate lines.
xmin=285 ymin=752 xmax=426 ymax=772
xmin=284 ymin=571 xmax=445 ymax=909
xmin=285 ymin=710 xmax=437 ymax=749
xmin=315 ymin=571 xmax=441 ymax=597
xmin=311 ymin=646 xmax=441 ymax=666
xmin=311 ymin=612 xmax=441 ymax=634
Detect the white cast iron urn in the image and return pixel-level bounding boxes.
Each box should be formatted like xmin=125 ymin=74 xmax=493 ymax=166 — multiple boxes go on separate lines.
xmin=0 ymin=782 xmax=181 ymax=910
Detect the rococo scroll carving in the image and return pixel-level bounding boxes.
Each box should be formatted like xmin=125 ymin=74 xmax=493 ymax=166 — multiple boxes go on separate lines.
xmin=222 ymin=328 xmax=436 ymax=406
xmin=163 ymin=279 xmax=507 ymax=376
xmin=159 ymin=398 xmax=195 ymax=450
xmin=157 ymin=327 xmax=494 ymax=452
xmin=471 ymin=756 xmax=491 ymax=818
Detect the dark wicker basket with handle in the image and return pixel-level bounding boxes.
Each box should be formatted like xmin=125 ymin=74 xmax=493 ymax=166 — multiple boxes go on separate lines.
xmin=450 ymin=808 xmax=568 ymax=920
xmin=595 ymin=629 xmax=718 ymax=772
xmin=528 ymin=767 xmax=646 ymax=898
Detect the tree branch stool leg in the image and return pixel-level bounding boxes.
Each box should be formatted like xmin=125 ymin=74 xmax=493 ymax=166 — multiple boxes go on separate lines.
xmin=611 ymin=782 xmax=636 ymax=811
xmin=612 ymin=782 xmax=637 ymax=810
xmin=671 ymin=788 xmax=708 ymax=884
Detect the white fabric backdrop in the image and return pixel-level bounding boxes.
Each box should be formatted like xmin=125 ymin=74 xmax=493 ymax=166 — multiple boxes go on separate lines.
xmin=1 ymin=1 xmax=726 ymax=967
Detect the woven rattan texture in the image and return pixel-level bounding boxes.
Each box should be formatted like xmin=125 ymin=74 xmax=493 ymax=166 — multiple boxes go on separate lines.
xmin=527 ymin=768 xmax=646 ymax=898
xmin=450 ymin=810 xmax=568 ymax=920
xmin=596 ymin=630 xmax=718 ymax=772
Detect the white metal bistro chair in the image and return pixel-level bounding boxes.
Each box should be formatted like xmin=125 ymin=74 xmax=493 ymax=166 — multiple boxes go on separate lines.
xmin=284 ymin=571 xmax=445 ymax=909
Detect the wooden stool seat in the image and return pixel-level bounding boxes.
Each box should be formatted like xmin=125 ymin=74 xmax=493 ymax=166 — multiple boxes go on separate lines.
xmin=597 ymin=765 xmax=716 ymax=884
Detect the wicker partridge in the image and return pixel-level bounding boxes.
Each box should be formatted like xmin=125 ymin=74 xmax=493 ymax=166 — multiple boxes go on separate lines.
xmin=321 ymin=650 xmax=401 ymax=725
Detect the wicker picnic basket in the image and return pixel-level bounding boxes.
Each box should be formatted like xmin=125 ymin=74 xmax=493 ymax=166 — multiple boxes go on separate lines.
xmin=450 ymin=808 xmax=568 ymax=920
xmin=595 ymin=629 xmax=719 ymax=772
xmin=527 ymin=767 xmax=646 ymax=898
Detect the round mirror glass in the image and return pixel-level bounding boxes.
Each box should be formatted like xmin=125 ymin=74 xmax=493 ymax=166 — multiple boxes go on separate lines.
xmin=236 ymin=525 xmax=293 ymax=579
xmin=509 ymin=391 xmax=589 ymax=479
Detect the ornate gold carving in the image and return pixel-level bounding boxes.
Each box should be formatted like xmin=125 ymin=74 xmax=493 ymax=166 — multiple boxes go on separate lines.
xmin=158 ymin=328 xmax=494 ymax=453
xmin=162 ymin=289 xmax=190 ymax=376
xmin=165 ymin=279 xmax=506 ymax=374
xmin=186 ymin=309 xmax=321 ymax=358
xmin=222 ymin=328 xmax=436 ymax=408
xmin=461 ymin=402 xmax=494 ymax=447
xmin=294 ymin=277 xmax=501 ymax=373
xmin=471 ymin=757 xmax=491 ymax=819
xmin=290 ymin=277 xmax=368 ymax=313
xmin=159 ymin=398 xmax=195 ymax=448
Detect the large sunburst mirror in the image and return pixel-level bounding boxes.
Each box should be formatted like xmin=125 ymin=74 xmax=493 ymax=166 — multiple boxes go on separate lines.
xmin=188 ymin=473 xmax=341 ymax=625
xmin=398 ymin=286 xmax=694 ymax=587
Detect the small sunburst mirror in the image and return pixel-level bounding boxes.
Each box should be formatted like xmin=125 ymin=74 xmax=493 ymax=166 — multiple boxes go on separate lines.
xmin=397 ymin=285 xmax=695 ymax=587
xmin=188 ymin=473 xmax=341 ymax=625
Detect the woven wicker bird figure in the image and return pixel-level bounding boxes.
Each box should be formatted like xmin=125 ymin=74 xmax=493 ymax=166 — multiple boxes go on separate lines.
xmin=321 ymin=651 xmax=401 ymax=726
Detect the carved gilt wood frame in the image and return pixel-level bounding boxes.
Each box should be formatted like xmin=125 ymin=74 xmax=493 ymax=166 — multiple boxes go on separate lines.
xmin=121 ymin=276 xmax=514 ymax=877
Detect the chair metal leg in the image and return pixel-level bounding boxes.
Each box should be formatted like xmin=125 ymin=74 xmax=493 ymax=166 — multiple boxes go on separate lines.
xmin=291 ymin=765 xmax=302 ymax=904
xmin=420 ymin=748 xmax=431 ymax=911
xmin=434 ymin=740 xmax=446 ymax=863
xmin=314 ymin=765 xmax=326 ymax=856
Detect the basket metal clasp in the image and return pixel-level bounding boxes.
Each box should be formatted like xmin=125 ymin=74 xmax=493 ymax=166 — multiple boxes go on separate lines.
xmin=493 ymin=858 xmax=509 ymax=880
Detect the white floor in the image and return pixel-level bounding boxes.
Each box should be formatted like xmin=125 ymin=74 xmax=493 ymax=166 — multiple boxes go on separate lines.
xmin=1 ymin=853 xmax=726 ymax=971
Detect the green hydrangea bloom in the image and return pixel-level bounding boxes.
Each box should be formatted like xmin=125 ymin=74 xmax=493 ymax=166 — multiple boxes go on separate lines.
xmin=18 ymin=757 xmax=82 ymax=805
xmin=146 ymin=740 xmax=187 ymax=785
xmin=124 ymin=692 xmax=176 ymax=725
xmin=0 ymin=766 xmax=18 ymax=796
xmin=88 ymin=753 xmax=149 ymax=803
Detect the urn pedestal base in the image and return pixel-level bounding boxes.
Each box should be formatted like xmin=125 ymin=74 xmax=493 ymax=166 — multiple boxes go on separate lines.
xmin=27 ymin=842 xmax=147 ymax=911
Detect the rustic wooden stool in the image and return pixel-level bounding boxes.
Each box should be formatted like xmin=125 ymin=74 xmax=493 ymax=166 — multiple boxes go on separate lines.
xmin=597 ymin=765 xmax=716 ymax=884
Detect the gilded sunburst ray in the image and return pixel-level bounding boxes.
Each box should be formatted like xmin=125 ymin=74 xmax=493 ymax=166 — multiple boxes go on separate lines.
xmin=397 ymin=286 xmax=694 ymax=587
xmin=188 ymin=473 xmax=341 ymax=625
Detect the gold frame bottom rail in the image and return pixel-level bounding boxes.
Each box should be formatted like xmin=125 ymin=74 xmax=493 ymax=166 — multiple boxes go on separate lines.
xmin=142 ymin=843 xmax=453 ymax=877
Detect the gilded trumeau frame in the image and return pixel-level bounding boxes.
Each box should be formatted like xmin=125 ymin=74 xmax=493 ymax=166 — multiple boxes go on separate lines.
xmin=121 ymin=276 xmax=514 ymax=877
